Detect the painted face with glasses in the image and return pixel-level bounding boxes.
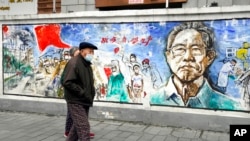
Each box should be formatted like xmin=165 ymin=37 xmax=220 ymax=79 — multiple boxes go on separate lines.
xmin=166 ymin=29 xmax=215 ymax=82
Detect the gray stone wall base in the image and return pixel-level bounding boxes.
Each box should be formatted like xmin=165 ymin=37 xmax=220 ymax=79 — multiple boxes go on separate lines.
xmin=0 ymin=98 xmax=67 ymax=116
xmin=1 ymin=97 xmax=250 ymax=132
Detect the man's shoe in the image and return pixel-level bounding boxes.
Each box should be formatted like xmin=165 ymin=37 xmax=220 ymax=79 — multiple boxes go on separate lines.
xmin=89 ymin=132 xmax=95 ymax=138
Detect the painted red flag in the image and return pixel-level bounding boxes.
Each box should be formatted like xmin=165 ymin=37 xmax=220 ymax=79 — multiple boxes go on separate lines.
xmin=34 ymin=24 xmax=70 ymax=52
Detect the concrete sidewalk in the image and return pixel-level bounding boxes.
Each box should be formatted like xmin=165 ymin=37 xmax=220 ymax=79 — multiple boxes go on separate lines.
xmin=0 ymin=111 xmax=229 ymax=141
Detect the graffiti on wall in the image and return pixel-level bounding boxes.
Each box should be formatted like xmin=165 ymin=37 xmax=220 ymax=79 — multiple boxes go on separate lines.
xmin=2 ymin=20 xmax=250 ymax=111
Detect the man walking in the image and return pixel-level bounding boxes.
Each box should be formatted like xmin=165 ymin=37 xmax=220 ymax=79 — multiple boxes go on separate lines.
xmin=62 ymin=42 xmax=97 ymax=141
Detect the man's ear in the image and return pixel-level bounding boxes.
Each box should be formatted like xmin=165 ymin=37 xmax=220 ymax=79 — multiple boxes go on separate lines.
xmin=165 ymin=51 xmax=171 ymax=63
xmin=207 ymin=50 xmax=216 ymax=65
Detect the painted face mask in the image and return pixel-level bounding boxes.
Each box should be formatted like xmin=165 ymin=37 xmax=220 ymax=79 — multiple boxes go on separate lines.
xmin=84 ymin=54 xmax=93 ymax=62
xmin=64 ymin=55 xmax=71 ymax=60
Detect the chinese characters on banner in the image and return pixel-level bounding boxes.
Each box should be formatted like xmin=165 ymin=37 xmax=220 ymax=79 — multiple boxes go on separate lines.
xmin=129 ymin=0 xmax=144 ymax=4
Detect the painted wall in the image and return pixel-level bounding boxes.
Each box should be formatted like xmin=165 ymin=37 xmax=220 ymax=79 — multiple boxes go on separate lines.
xmin=2 ymin=19 xmax=250 ymax=111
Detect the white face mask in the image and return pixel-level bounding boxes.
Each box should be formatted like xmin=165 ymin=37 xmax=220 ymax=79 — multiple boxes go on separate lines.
xmin=84 ymin=54 xmax=93 ymax=62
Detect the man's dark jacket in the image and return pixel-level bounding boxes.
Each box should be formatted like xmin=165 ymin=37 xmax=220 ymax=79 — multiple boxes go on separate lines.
xmin=62 ymin=54 xmax=95 ymax=106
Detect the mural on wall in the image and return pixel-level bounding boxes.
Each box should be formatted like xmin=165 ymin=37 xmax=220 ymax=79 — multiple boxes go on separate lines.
xmin=2 ymin=19 xmax=250 ymax=111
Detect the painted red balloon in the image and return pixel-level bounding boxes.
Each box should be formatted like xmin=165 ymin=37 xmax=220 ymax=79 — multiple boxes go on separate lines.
xmin=2 ymin=25 xmax=8 ymax=33
xmin=114 ymin=47 xmax=119 ymax=54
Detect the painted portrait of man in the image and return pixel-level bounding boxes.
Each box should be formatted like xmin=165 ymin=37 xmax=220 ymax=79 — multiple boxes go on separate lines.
xmin=150 ymin=22 xmax=242 ymax=110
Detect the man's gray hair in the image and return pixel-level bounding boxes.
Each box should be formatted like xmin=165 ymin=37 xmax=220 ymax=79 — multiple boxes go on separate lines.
xmin=166 ymin=22 xmax=215 ymax=51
